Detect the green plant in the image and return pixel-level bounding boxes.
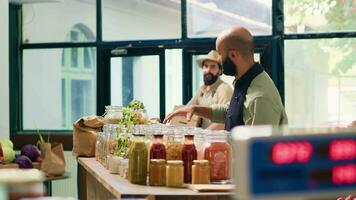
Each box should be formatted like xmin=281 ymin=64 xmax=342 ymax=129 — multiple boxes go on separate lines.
xmin=113 ymin=100 xmax=146 ymax=158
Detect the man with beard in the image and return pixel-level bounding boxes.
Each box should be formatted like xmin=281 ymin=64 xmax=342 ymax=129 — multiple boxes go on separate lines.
xmin=187 ymin=50 xmax=233 ymax=129
xmin=164 ymin=26 xmax=288 ymax=130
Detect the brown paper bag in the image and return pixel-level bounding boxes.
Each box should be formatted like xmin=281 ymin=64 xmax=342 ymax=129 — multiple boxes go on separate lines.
xmin=40 ymin=143 xmax=66 ymax=176
xmin=72 ymin=115 xmax=104 ymax=157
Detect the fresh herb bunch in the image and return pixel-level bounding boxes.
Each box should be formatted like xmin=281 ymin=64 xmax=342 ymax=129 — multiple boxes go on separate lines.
xmin=114 ymin=100 xmax=146 ymax=158
xmin=113 ymin=126 xmax=130 ymax=158
xmin=128 ymin=100 xmax=145 ymax=110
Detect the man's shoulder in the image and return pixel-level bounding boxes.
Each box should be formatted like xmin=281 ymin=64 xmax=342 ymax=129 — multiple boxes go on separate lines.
xmin=216 ymin=79 xmax=233 ymax=92
xmin=246 ymin=72 xmax=282 ymax=104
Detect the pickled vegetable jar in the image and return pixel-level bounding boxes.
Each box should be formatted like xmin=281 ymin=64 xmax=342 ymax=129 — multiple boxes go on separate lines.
xmin=128 ymin=134 xmax=148 ymax=185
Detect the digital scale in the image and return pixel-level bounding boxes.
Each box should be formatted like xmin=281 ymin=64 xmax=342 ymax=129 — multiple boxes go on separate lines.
xmin=231 ymin=126 xmax=356 ymax=200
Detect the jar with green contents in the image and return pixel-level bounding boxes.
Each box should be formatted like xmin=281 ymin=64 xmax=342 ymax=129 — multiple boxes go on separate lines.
xmin=166 ymin=160 xmax=184 ymax=187
xmin=128 ymin=134 xmax=148 ymax=185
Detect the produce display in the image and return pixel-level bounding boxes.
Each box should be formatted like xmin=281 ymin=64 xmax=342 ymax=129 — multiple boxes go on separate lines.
xmin=0 ymin=138 xmax=43 ymax=170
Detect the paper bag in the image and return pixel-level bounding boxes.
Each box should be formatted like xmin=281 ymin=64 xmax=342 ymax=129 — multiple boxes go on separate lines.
xmin=40 ymin=143 xmax=66 ymax=176
xmin=72 ymin=115 xmax=104 ymax=157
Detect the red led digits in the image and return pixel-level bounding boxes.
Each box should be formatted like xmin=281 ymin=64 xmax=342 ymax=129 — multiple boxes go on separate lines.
xmin=329 ymin=140 xmax=356 ymax=161
xmin=272 ymin=141 xmax=313 ymax=164
xmin=332 ymin=164 xmax=356 ymax=185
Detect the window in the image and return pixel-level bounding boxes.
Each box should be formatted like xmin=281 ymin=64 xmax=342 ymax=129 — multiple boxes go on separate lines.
xmin=23 ymin=47 xmax=96 ymax=130
xmin=187 ymin=0 xmax=272 ymax=38
xmin=285 ymin=0 xmax=356 ymax=34
xmin=102 ymin=0 xmax=181 ymax=41
xmin=165 ymin=49 xmax=183 ymax=114
xmin=22 ymin=0 xmax=96 ymax=43
xmin=110 ymin=56 xmax=160 ymax=117
xmin=285 ymin=38 xmax=356 ymax=127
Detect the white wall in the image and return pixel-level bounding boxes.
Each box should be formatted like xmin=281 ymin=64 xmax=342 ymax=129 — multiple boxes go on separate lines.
xmin=0 ymin=0 xmax=9 ymax=139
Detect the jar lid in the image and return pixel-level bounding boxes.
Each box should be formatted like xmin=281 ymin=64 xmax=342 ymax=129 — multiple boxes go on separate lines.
xmin=167 ymin=160 xmax=183 ymax=165
xmin=193 ymin=160 xmax=209 ymax=165
xmin=150 ymin=159 xmax=166 ymax=164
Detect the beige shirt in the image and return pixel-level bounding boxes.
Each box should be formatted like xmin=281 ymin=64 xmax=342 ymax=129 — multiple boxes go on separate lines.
xmin=187 ymin=78 xmax=233 ymax=128
xmin=211 ymin=71 xmax=288 ymax=126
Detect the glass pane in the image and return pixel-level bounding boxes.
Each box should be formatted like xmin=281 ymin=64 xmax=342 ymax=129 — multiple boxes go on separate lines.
xmin=103 ymin=0 xmax=181 ymax=41
xmin=71 ymin=80 xmax=94 ymax=123
xmin=111 ymin=56 xmax=160 ymax=118
xmin=285 ymin=0 xmax=356 ymax=33
xmin=23 ymin=48 xmax=97 ymax=130
xmin=165 ymin=49 xmax=183 ymax=114
xmin=22 ymin=0 xmax=96 ymax=43
xmin=187 ymin=0 xmax=272 ymax=38
xmin=285 ymin=39 xmax=356 ymax=127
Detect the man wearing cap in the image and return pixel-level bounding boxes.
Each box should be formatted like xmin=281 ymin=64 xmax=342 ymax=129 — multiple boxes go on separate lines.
xmin=187 ymin=50 xmax=233 ymax=129
xmin=164 ymin=26 xmax=288 ymax=130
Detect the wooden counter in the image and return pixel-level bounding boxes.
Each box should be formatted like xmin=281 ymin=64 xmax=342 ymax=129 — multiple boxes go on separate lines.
xmin=77 ymin=157 xmax=233 ymax=200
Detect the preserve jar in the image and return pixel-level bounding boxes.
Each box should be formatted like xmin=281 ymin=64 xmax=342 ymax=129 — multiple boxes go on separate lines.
xmin=182 ymin=134 xmax=197 ymax=183
xmin=103 ymin=105 xmax=123 ymax=124
xmin=204 ymin=131 xmax=231 ymax=183
xmin=128 ymin=134 xmax=148 ymax=185
xmin=192 ymin=160 xmax=210 ymax=184
xmin=150 ymin=134 xmax=166 ymax=159
xmin=149 ymin=159 xmax=166 ymax=186
xmin=166 ymin=160 xmax=184 ymax=187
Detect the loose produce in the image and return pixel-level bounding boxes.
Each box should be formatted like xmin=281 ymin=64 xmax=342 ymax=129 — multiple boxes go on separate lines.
xmin=21 ymin=144 xmax=42 ymax=162
xmin=15 ymin=155 xmax=33 ymax=169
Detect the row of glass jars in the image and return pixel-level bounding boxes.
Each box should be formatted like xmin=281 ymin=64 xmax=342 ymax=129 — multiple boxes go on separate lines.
xmin=128 ymin=124 xmax=232 ymax=185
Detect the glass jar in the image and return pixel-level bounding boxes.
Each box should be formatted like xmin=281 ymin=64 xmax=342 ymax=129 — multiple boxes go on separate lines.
xmin=95 ymin=132 xmax=103 ymax=161
xmin=204 ymin=131 xmax=232 ymax=183
xmin=165 ymin=130 xmax=183 ymax=160
xmin=103 ymin=105 xmax=123 ymax=124
xmin=193 ymin=128 xmax=206 ymax=160
xmin=149 ymin=159 xmax=166 ymax=186
xmin=166 ymin=160 xmax=184 ymax=187
xmin=128 ymin=134 xmax=148 ymax=185
xmin=192 ymin=160 xmax=210 ymax=184
xmin=134 ymin=109 xmax=149 ymax=125
xmin=150 ymin=134 xmax=166 ymax=160
xmin=182 ymin=134 xmax=197 ymax=183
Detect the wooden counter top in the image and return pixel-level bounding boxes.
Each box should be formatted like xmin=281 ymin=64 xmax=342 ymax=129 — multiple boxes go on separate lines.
xmin=78 ymin=157 xmax=233 ymax=200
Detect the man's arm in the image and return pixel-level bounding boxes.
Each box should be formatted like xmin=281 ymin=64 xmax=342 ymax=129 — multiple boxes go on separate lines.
xmin=206 ymin=123 xmax=225 ymax=130
xmin=163 ymin=105 xmax=213 ymax=124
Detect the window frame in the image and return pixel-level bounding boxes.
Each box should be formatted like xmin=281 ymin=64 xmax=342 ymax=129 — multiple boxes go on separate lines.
xmin=10 ymin=0 xmax=283 ymax=150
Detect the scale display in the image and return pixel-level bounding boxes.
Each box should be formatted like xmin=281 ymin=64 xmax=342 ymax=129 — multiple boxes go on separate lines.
xmin=249 ymin=135 xmax=356 ymax=195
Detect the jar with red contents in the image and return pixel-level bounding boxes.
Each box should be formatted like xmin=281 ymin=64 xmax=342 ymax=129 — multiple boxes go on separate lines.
xmin=150 ymin=133 xmax=166 ymax=160
xmin=204 ymin=130 xmax=232 ymax=183
xmin=182 ymin=134 xmax=197 ymax=183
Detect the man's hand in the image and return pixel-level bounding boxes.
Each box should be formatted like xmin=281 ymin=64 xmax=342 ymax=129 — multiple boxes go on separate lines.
xmin=163 ymin=105 xmax=196 ymax=124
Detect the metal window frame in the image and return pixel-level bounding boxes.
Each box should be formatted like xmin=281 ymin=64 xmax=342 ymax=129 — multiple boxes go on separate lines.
xmin=10 ymin=0 xmax=287 ymax=150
